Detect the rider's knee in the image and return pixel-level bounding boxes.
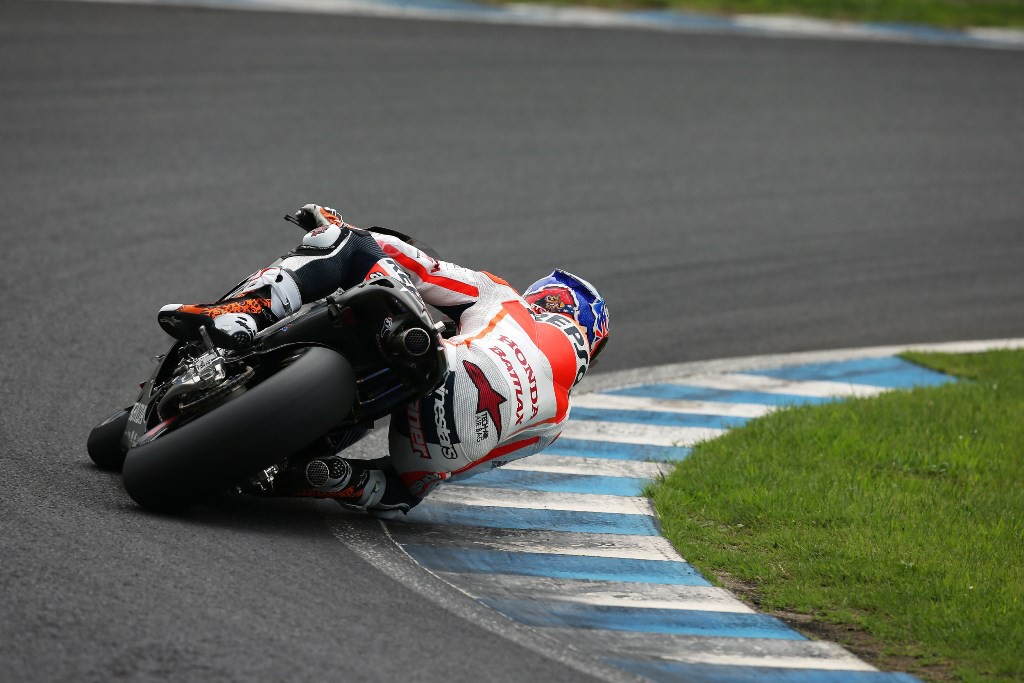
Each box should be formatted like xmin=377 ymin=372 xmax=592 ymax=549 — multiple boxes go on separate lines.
xmin=235 ymin=267 xmax=302 ymax=318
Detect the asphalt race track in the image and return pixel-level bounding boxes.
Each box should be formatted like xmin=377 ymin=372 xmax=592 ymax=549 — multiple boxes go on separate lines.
xmin=1 ymin=1 xmax=1022 ymax=680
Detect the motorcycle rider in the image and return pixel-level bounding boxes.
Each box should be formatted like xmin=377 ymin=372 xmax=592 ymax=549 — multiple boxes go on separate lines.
xmin=159 ymin=204 xmax=610 ymax=514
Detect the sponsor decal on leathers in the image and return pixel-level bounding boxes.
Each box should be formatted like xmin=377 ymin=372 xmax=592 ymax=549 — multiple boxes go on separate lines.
xmin=496 ymin=335 xmax=539 ymax=422
xmin=462 ymin=360 xmax=507 ymax=442
xmin=539 ymin=312 xmax=589 ymax=386
xmin=490 ymin=344 xmax=528 ymax=426
xmin=406 ymin=402 xmax=431 ymax=460
xmin=433 ymin=380 xmax=459 ymax=460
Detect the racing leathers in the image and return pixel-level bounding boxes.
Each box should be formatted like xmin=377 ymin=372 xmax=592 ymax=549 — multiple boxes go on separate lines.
xmin=374 ymin=234 xmax=591 ymax=507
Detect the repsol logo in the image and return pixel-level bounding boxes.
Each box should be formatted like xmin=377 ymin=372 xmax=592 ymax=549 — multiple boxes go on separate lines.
xmin=539 ymin=313 xmax=589 ymax=386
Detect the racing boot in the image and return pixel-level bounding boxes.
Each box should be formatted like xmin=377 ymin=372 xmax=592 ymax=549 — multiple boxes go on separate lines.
xmin=158 ymin=267 xmax=301 ymax=349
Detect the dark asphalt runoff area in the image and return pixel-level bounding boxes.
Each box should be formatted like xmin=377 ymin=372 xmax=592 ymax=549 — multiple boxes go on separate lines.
xmin=1 ymin=1 xmax=1022 ymax=680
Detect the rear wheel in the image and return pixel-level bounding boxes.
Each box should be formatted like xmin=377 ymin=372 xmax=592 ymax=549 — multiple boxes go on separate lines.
xmin=122 ymin=346 xmax=355 ymax=512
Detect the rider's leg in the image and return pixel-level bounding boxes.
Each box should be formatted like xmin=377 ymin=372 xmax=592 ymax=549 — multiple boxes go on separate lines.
xmin=370 ymin=405 xmax=453 ymax=509
xmin=158 ymin=265 xmax=302 ymax=348
xmin=159 ymin=221 xmax=394 ymax=348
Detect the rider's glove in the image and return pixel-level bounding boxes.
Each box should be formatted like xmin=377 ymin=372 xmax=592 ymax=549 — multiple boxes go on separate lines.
xmin=300 ymin=203 xmax=344 ymax=230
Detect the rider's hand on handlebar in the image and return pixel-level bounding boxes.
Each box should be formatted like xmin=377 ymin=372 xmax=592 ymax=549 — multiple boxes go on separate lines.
xmin=299 ymin=203 xmax=344 ymax=230
xmin=292 ymin=206 xmax=318 ymax=232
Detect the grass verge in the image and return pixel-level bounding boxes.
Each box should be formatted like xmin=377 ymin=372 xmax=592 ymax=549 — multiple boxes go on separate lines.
xmin=495 ymin=0 xmax=1024 ymax=30
xmin=647 ymin=350 xmax=1024 ymax=682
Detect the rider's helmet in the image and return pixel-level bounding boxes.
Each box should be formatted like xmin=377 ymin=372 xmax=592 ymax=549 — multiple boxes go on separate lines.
xmin=524 ymin=269 xmax=610 ymax=361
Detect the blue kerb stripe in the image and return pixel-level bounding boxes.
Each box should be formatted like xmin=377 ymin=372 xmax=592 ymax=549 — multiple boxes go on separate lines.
xmin=451 ymin=471 xmax=649 ymax=496
xmin=607 ymin=384 xmax=834 ymax=406
xmin=608 ymin=660 xmax=921 ymax=683
xmin=403 ymin=545 xmax=711 ymax=585
xmin=481 ymin=599 xmax=800 ymax=639
xmin=543 ymin=438 xmax=691 ymax=462
xmin=404 ymin=503 xmax=661 ymax=535
xmin=628 ymin=9 xmax=738 ymax=29
xmin=338 ymin=0 xmax=500 ymax=12
xmin=748 ymin=356 xmax=954 ymax=389
xmin=864 ymin=20 xmax=985 ymax=43
xmin=571 ymin=406 xmax=749 ymax=429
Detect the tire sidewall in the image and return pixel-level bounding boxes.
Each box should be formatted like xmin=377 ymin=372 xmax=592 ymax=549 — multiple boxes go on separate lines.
xmin=122 ymin=346 xmax=355 ymax=512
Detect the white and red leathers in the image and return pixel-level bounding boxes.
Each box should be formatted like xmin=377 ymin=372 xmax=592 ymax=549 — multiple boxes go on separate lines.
xmin=371 ymin=234 xmax=591 ymax=502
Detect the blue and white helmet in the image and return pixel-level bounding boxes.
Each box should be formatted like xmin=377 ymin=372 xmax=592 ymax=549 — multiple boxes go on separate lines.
xmin=524 ymin=269 xmax=610 ymax=361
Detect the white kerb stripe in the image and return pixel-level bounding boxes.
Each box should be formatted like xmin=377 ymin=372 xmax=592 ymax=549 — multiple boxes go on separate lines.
xmin=502 ymin=454 xmax=673 ymax=478
xmin=672 ymin=650 xmax=878 ymax=670
xmin=559 ymin=420 xmax=723 ymax=447
xmin=735 ymin=13 xmax=881 ymax=39
xmin=906 ymin=338 xmax=1024 ymax=353
xmin=391 ymin=525 xmax=683 ymax=561
xmin=435 ymin=573 xmax=754 ymax=613
xmin=671 ymin=373 xmax=888 ymax=398
xmin=572 ymin=393 xmax=774 ymax=419
xmin=539 ymin=629 xmax=877 ymax=671
xmin=427 ymin=486 xmax=655 ymax=515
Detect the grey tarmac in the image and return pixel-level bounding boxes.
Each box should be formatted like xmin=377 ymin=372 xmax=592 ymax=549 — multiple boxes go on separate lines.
xmin=1 ymin=1 xmax=1022 ymax=681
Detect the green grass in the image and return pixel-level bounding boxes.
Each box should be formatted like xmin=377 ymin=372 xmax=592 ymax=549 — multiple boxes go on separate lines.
xmin=647 ymin=350 xmax=1024 ymax=682
xmin=495 ymin=0 xmax=1024 ymax=29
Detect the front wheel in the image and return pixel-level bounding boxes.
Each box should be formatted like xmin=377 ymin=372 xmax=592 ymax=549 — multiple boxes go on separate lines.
xmin=122 ymin=346 xmax=355 ymax=512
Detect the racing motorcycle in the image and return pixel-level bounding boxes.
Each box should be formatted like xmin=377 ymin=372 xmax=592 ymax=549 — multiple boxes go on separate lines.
xmin=87 ymin=219 xmax=450 ymax=513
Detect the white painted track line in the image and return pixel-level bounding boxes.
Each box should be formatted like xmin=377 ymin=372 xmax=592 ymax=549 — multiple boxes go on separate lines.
xmin=436 ymin=573 xmax=754 ymax=613
xmin=390 ymin=525 xmax=683 ymax=561
xmin=572 ymin=394 xmax=775 ymax=419
xmin=540 ymin=629 xmax=879 ymax=671
xmin=502 ymin=454 xmax=672 ymax=478
xmin=559 ymin=420 xmax=723 ymax=447
xmin=427 ymin=486 xmax=656 ymax=515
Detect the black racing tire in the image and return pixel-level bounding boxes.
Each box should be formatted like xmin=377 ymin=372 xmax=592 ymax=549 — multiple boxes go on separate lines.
xmin=87 ymin=408 xmax=131 ymax=471
xmin=122 ymin=347 xmax=355 ymax=513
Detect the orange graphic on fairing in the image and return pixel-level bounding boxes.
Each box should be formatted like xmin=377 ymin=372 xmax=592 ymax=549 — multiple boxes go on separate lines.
xmin=177 ymin=298 xmax=271 ymax=318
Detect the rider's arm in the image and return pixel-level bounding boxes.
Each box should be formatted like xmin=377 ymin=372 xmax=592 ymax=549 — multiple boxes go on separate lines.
xmin=279 ymin=205 xmax=415 ymax=302
xmin=371 ymin=234 xmax=488 ymax=321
